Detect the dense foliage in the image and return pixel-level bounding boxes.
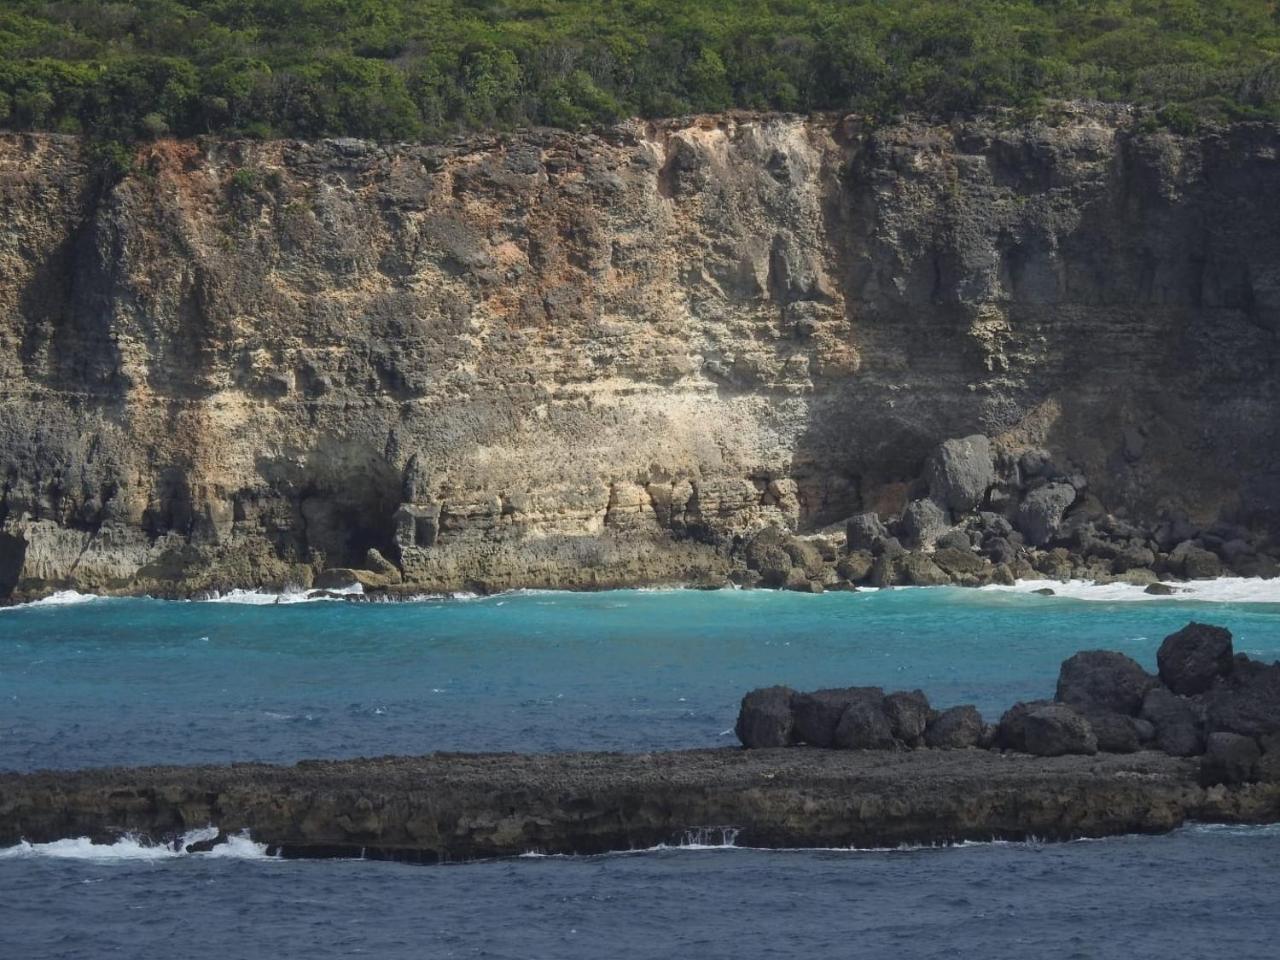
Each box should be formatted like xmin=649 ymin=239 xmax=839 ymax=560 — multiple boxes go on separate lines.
xmin=1 ymin=0 xmax=1278 ymax=142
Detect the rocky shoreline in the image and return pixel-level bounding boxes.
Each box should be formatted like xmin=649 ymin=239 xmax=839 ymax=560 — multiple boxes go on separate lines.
xmin=5 ymin=621 xmax=1280 ymax=861
xmin=3 ymin=748 xmax=1279 ymax=862
xmin=3 ymin=114 xmax=1280 ymax=604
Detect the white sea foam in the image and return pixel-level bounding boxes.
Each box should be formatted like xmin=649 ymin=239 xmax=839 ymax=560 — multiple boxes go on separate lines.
xmin=202 ymin=584 xmax=365 ymax=605
xmin=981 ymin=577 xmax=1280 ymax=604
xmin=0 ymin=590 xmax=104 ymax=610
xmin=0 ymin=827 xmax=272 ymax=862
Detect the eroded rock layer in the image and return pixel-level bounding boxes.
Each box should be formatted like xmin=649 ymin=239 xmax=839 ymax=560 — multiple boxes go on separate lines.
xmin=2 ymin=749 xmax=1278 ymax=860
xmin=2 ymin=106 xmax=1279 ymax=598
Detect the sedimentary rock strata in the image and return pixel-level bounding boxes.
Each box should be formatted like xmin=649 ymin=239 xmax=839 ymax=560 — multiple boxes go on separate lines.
xmin=2 ymin=106 xmax=1279 ymax=600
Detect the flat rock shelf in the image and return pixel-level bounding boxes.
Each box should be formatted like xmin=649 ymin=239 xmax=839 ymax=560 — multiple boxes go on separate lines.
xmin=4 ymin=749 xmax=1280 ymax=862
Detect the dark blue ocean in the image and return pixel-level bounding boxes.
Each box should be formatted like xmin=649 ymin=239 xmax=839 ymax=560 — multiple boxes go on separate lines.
xmin=4 ymin=584 xmax=1280 ymax=958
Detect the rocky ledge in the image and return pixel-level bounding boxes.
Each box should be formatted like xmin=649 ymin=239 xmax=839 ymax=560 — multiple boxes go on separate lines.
xmin=738 ymin=622 xmax=1280 ymax=789
xmin=5 ymin=621 xmax=1280 ymax=861
xmin=2 ymin=749 xmax=1278 ymax=862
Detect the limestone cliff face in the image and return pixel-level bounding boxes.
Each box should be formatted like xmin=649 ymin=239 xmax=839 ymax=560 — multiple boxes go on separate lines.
xmin=1 ymin=106 xmax=1278 ymax=598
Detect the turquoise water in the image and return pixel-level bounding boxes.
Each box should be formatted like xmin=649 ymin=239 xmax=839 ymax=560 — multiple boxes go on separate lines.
xmin=3 ymin=587 xmax=1280 ymax=770
xmin=5 ymin=586 xmax=1280 ymax=959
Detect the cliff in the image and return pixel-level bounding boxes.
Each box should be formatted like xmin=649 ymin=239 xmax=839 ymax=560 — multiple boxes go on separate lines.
xmin=2 ymin=105 xmax=1279 ymax=599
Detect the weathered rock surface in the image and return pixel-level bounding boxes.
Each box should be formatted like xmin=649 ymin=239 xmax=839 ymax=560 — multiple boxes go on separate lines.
xmin=923 ymin=705 xmax=984 ymax=749
xmin=1022 ymin=705 xmax=1099 ymax=757
xmin=1200 ymin=733 xmax=1261 ymax=786
xmin=1158 ymin=623 xmax=1234 ymax=695
xmin=1056 ymin=650 xmax=1157 ymax=715
xmin=926 ymin=436 xmax=995 ymax=513
xmin=6 ymin=749 xmax=1276 ymax=860
xmin=3 ymin=107 xmax=1280 ymax=599
xmin=735 ymin=686 xmax=796 ymax=748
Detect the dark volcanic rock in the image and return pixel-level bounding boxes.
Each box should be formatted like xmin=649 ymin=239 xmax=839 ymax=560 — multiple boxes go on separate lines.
xmin=4 ymin=749 xmax=1279 ymax=859
xmin=924 ymin=705 xmax=983 ymax=749
xmin=1200 ymin=732 xmax=1261 ymax=786
xmin=899 ymin=499 xmax=950 ymax=551
xmin=1056 ymin=650 xmax=1157 ymax=715
xmin=1023 ymin=705 xmax=1098 ymax=757
xmin=736 ymin=686 xmax=796 ymax=748
xmin=793 ymin=688 xmax=885 ymax=748
xmin=925 ymin=435 xmax=995 ymax=513
xmin=1016 ymin=483 xmax=1077 ymax=547
xmin=996 ymin=699 xmax=1055 ymax=751
xmin=1141 ymin=687 xmax=1203 ymax=756
xmin=1157 ymin=623 xmax=1234 ymax=695
xmin=1079 ymin=709 xmax=1142 ymax=753
xmin=846 ymin=513 xmax=888 ymax=552
xmin=833 ymin=699 xmax=896 ymax=750
xmin=1204 ymin=662 xmax=1280 ymax=737
xmin=883 ymin=690 xmax=932 ymax=746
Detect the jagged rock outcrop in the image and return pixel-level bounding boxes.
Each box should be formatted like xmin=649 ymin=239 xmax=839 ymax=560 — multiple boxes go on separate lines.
xmin=2 ymin=105 xmax=1280 ymax=599
xmin=738 ymin=621 xmax=1280 ymax=786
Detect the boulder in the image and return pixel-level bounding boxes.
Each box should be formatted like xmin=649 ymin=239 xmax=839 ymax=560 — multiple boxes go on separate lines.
xmin=783 ymin=538 xmax=826 ymax=579
xmin=792 ymin=687 xmax=885 ymax=748
xmin=1079 ymin=709 xmax=1142 ymax=753
xmin=896 ymin=551 xmax=951 ymax=586
xmin=883 ymin=690 xmax=932 ymax=746
xmin=923 ymin=705 xmax=984 ymax=749
xmin=925 ymin=435 xmax=995 ymax=513
xmin=899 ymin=499 xmax=950 ymax=551
xmin=932 ymin=546 xmax=986 ymax=578
xmin=1056 ymin=650 xmax=1157 ymax=715
xmin=1157 ymin=622 xmax=1233 ymax=695
xmin=735 ymin=686 xmax=796 ymax=748
xmin=982 ymin=536 xmax=1018 ymax=565
xmin=1199 ymin=732 xmax=1260 ymax=786
xmin=833 ymin=698 xmax=896 ymax=750
xmin=836 ymin=550 xmax=874 ymax=583
xmin=1022 ymin=705 xmax=1098 ymax=756
xmin=1256 ymin=733 xmax=1280 ymax=783
xmin=1016 ymin=483 xmax=1077 ymax=547
xmin=1024 ymin=706 xmax=1095 ymax=757
xmin=1204 ymin=662 xmax=1280 ymax=737
xmin=936 ymin=529 xmax=974 ymax=552
xmin=1170 ymin=542 xmax=1222 ymax=580
xmin=846 ymin=512 xmax=889 ymax=552
xmin=743 ymin=527 xmax=793 ymax=588
xmin=996 ymin=699 xmax=1054 ymax=751
xmin=869 ymin=554 xmax=897 ymax=588
xmin=1112 ymin=544 xmax=1156 ymax=574
xmin=1140 ymin=687 xmax=1203 ymax=756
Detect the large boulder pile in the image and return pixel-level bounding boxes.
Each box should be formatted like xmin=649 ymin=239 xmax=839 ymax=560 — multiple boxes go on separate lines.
xmin=736 ymin=621 xmax=1280 ymax=786
xmin=737 ymin=685 xmax=988 ymax=752
xmin=734 ymin=433 xmax=1279 ymax=592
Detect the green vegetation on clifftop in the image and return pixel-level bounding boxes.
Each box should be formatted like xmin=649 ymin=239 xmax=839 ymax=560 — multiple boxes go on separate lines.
xmin=1 ymin=0 xmax=1278 ymax=141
